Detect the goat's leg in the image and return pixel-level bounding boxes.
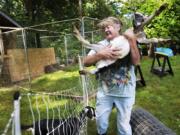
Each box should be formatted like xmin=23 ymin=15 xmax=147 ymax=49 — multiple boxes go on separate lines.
xmin=134 ymin=3 xmax=168 ymax=33
xmin=73 ymin=26 xmax=102 ymax=51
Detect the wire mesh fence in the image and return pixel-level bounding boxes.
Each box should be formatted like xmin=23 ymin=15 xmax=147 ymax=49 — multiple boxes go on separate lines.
xmin=0 ymin=17 xmax=101 ymax=88
xmin=2 ymin=88 xmax=96 ymax=135
xmin=0 ymin=17 xmax=100 ymax=135
xmin=130 ymin=108 xmax=176 ymax=135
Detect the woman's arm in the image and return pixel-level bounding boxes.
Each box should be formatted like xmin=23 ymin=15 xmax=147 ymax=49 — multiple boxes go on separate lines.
xmin=83 ymin=53 xmax=103 ymax=67
xmin=124 ymin=29 xmax=140 ymax=65
xmin=129 ymin=37 xmax=140 ymax=65
xmin=83 ymin=45 xmax=120 ymax=66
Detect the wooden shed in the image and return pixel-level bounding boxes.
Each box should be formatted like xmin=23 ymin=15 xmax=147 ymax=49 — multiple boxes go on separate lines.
xmin=0 ymin=11 xmax=56 ymax=84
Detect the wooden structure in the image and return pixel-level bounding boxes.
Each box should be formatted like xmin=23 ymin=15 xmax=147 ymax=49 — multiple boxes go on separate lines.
xmin=134 ymin=45 xmax=146 ymax=86
xmin=151 ymin=52 xmax=174 ymax=77
xmin=0 ymin=11 xmax=22 ymax=83
xmin=135 ymin=65 xmax=146 ymax=86
xmin=0 ymin=11 xmax=56 ymax=84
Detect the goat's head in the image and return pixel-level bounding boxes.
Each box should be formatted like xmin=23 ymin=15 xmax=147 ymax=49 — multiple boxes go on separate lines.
xmin=133 ymin=12 xmax=147 ymax=29
xmin=82 ymin=106 xmax=96 ymax=120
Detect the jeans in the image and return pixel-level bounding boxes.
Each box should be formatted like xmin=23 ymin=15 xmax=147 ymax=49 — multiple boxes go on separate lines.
xmin=96 ymin=91 xmax=135 ymax=135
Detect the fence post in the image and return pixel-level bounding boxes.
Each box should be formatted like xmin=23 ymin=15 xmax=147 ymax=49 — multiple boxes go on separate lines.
xmin=78 ymin=55 xmax=88 ymax=106
xmin=64 ymin=35 xmax=68 ymax=65
xmin=0 ymin=29 xmax=4 ymax=75
xmin=13 ymin=91 xmax=21 ymax=135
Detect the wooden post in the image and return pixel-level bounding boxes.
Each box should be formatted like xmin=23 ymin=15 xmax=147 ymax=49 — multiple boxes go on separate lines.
xmin=13 ymin=91 xmax=21 ymax=135
xmin=0 ymin=30 xmax=4 ymax=75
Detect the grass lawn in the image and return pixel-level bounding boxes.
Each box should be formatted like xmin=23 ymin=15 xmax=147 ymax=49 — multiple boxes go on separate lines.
xmin=135 ymin=55 xmax=180 ymax=134
xmin=0 ymin=55 xmax=179 ymax=134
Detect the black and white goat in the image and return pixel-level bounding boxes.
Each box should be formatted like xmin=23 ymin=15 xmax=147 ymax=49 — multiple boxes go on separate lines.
xmin=21 ymin=106 xmax=95 ymax=135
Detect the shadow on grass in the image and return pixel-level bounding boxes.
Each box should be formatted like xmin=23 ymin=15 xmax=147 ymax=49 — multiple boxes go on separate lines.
xmin=31 ymin=68 xmax=82 ymax=92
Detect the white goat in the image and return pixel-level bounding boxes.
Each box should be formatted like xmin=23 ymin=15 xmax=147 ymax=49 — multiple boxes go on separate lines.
xmin=73 ymin=26 xmax=130 ymax=73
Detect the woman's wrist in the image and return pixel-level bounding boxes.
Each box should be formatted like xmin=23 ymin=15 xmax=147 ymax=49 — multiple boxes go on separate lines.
xmin=95 ymin=52 xmax=104 ymax=60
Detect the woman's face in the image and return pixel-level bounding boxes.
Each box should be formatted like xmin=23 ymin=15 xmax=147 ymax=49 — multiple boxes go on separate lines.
xmin=104 ymin=24 xmax=120 ymax=40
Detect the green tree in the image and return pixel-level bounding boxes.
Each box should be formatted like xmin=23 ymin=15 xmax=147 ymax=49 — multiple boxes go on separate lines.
xmin=84 ymin=0 xmax=114 ymax=19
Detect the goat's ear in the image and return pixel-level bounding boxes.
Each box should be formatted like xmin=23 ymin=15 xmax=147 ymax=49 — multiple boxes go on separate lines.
xmin=84 ymin=107 xmax=89 ymax=113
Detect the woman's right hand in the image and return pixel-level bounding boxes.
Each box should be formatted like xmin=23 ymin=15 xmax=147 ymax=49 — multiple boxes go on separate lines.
xmin=97 ymin=45 xmax=121 ymax=60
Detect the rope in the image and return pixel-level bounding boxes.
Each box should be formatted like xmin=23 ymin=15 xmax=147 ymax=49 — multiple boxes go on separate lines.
xmin=0 ymin=26 xmax=22 ymax=30
xmin=46 ymin=115 xmax=72 ymax=135
xmin=53 ymin=96 xmax=61 ymax=134
xmin=42 ymin=95 xmax=50 ymax=134
xmin=20 ymin=87 xmax=77 ymax=96
xmin=21 ymin=88 xmax=86 ymax=135
xmin=36 ymin=95 xmax=42 ymax=135
xmin=47 ymin=96 xmax=55 ymax=135
xmin=46 ymin=112 xmax=85 ymax=135
xmin=21 ymin=29 xmax=32 ymax=88
xmin=20 ymin=87 xmax=84 ymax=101
xmin=39 ymin=29 xmax=101 ymax=40
xmin=27 ymin=18 xmax=81 ymax=28
xmin=10 ymin=87 xmax=91 ymax=135
xmin=12 ymin=115 xmax=14 ymax=135
xmin=0 ymin=28 xmax=23 ymax=35
xmin=27 ymin=94 xmax=35 ymax=135
xmin=78 ymin=55 xmax=89 ymax=106
xmin=1 ymin=112 xmax=14 ymax=135
xmin=25 ymin=27 xmax=62 ymax=34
